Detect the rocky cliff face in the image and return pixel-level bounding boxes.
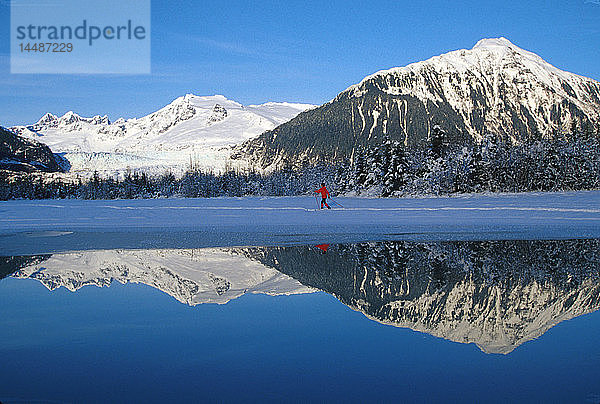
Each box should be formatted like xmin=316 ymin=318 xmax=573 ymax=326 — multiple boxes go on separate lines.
xmin=208 ymin=104 xmax=228 ymax=124
xmin=235 ymin=38 xmax=600 ymax=169
xmin=239 ymin=239 xmax=600 ymax=354
xmin=0 ymin=127 xmax=64 ymax=173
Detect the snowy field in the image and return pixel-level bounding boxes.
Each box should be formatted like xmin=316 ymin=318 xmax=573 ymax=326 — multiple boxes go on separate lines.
xmin=0 ymin=191 xmax=599 ymax=255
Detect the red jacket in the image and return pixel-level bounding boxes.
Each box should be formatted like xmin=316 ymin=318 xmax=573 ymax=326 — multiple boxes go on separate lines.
xmin=314 ymin=186 xmax=329 ymax=199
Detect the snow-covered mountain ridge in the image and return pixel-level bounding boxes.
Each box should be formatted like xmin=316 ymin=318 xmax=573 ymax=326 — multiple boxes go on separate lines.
xmin=10 ymin=95 xmax=314 ymax=176
xmin=12 ymin=248 xmax=314 ymax=305
xmin=343 ymin=37 xmax=600 ymax=142
xmin=236 ymin=37 xmax=600 ymax=169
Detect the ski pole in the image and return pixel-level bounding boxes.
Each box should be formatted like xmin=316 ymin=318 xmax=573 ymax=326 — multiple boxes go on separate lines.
xmin=330 ymin=198 xmax=344 ymax=208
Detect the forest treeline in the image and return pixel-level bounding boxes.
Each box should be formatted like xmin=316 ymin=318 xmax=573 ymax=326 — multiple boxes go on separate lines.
xmin=1 ymin=127 xmax=598 ymax=200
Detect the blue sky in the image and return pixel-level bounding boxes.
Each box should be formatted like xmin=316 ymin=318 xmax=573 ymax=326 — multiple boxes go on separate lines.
xmin=2 ymin=0 xmax=600 ymax=126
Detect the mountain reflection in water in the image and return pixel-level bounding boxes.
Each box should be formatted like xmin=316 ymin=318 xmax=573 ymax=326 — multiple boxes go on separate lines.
xmin=3 ymin=239 xmax=599 ymax=354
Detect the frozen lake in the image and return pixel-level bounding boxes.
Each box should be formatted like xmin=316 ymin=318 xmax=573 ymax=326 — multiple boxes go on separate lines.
xmin=1 ymin=192 xmax=599 ymax=402
xmin=0 ymin=191 xmax=599 ymax=255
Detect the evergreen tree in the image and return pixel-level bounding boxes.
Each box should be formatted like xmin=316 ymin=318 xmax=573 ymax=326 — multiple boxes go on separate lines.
xmin=353 ymin=147 xmax=368 ymax=191
xmin=430 ymin=125 xmax=446 ymax=160
xmin=382 ymin=141 xmax=409 ymax=196
xmin=364 ymin=144 xmax=384 ymax=190
xmin=426 ymin=125 xmax=449 ymax=194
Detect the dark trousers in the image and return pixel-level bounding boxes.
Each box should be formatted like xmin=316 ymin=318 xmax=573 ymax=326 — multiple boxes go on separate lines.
xmin=321 ymin=198 xmax=331 ymax=209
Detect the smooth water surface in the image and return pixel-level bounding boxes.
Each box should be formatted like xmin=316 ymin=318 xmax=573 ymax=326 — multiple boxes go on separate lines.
xmin=1 ymin=240 xmax=599 ymax=403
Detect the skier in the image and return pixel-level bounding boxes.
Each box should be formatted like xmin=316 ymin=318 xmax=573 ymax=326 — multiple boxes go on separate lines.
xmin=314 ymin=183 xmax=331 ymax=209
xmin=315 ymin=244 xmax=330 ymax=253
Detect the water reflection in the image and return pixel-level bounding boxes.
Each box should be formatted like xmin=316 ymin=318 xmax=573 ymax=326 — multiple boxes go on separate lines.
xmin=3 ymin=239 xmax=599 ymax=354
xmin=0 ymin=255 xmax=51 ymax=280
xmin=4 ymin=249 xmax=313 ymax=305
xmin=241 ymin=240 xmax=600 ymax=354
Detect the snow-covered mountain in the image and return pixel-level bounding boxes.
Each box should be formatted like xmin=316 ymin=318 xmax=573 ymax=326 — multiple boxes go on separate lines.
xmin=239 ymin=239 xmax=600 ymax=354
xmin=11 ymin=248 xmax=314 ymax=305
xmin=11 ymin=95 xmax=314 ymax=176
xmin=235 ymin=37 xmax=600 ymax=169
xmin=0 ymin=126 xmax=65 ymax=173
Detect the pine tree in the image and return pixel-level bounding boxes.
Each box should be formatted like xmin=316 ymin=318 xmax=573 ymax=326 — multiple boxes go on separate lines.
xmin=334 ymin=158 xmax=351 ymax=194
xmin=430 ymin=125 xmax=446 ymax=160
xmin=382 ymin=141 xmax=408 ymax=196
xmin=425 ymin=125 xmax=448 ymax=194
xmin=451 ymin=146 xmax=473 ymax=193
xmin=364 ymin=144 xmax=383 ymax=190
xmin=353 ymin=147 xmax=368 ymax=191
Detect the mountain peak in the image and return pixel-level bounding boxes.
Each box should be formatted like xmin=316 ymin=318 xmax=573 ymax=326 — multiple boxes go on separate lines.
xmin=240 ymin=38 xmax=600 ymax=169
xmin=58 ymin=111 xmax=83 ymax=125
xmin=36 ymin=112 xmax=58 ymax=125
xmin=91 ymin=115 xmax=110 ymax=125
xmin=179 ymin=94 xmax=229 ymax=102
xmin=469 ymin=37 xmax=556 ymax=69
xmin=472 ymin=37 xmax=516 ymax=50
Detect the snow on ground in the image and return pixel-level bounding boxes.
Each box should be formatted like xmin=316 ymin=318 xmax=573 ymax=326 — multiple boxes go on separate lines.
xmin=0 ymin=191 xmax=598 ymax=255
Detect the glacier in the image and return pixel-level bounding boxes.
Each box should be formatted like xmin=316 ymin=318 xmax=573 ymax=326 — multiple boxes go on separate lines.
xmin=10 ymin=94 xmax=315 ymax=176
